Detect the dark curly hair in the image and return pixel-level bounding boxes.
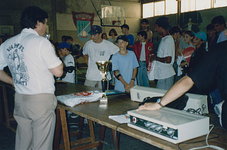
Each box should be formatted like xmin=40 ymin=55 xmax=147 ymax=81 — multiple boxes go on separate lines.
xmin=20 ymin=6 xmax=48 ymax=29
xmin=169 ymin=26 xmax=182 ymax=35
xmin=137 ymin=31 xmax=147 ymax=39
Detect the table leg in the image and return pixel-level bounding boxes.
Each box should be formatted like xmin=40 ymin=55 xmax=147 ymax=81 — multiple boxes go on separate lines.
xmin=53 ymin=109 xmax=62 ymax=150
xmin=97 ymin=125 xmax=106 ymax=150
xmin=88 ymin=120 xmax=95 ymax=143
xmin=78 ymin=117 xmax=84 ymax=139
xmin=59 ymin=108 xmax=71 ymax=150
xmin=112 ymin=130 xmax=120 ymax=150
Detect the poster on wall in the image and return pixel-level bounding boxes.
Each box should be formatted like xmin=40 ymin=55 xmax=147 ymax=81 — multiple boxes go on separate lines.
xmin=180 ymin=12 xmax=203 ymax=32
xmin=72 ymin=12 xmax=94 ymax=42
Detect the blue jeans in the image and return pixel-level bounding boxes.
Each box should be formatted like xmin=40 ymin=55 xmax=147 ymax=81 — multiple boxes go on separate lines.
xmin=136 ymin=61 xmax=149 ymax=87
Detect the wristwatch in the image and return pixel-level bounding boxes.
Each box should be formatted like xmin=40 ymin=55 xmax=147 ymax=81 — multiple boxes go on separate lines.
xmin=156 ymin=98 xmax=164 ymax=107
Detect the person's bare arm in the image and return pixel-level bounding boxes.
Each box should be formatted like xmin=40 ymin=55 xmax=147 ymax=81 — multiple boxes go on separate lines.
xmin=154 ymin=56 xmax=172 ymax=63
xmin=83 ymin=55 xmax=88 ymax=65
xmin=129 ymin=67 xmax=138 ymax=88
xmin=49 ymin=63 xmax=63 ymax=77
xmin=138 ymin=76 xmax=194 ymax=110
xmin=0 ymin=70 xmax=13 ymax=85
xmin=114 ymin=70 xmax=130 ymax=91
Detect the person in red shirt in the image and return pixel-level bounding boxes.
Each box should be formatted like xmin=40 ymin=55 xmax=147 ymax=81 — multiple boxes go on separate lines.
xmin=133 ymin=31 xmax=154 ymax=87
xmin=182 ymin=30 xmax=195 ymax=64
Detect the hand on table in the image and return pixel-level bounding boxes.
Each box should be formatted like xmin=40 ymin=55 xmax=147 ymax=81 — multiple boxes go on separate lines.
xmin=137 ymin=102 xmax=161 ymax=111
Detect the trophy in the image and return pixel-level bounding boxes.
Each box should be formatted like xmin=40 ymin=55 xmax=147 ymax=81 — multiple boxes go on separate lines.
xmin=96 ymin=61 xmax=111 ymax=92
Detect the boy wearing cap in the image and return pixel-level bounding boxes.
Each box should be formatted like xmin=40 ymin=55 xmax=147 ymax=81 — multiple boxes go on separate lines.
xmin=83 ymin=25 xmax=119 ymax=89
xmin=58 ymin=42 xmax=75 ymax=83
xmin=186 ymin=32 xmax=208 ymax=94
xmin=112 ymin=35 xmax=139 ymax=92
xmin=189 ymin=32 xmax=207 ymax=71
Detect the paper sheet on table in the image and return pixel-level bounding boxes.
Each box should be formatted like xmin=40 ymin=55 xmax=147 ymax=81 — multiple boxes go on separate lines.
xmin=57 ymin=91 xmax=103 ymax=107
xmin=108 ymin=114 xmax=130 ymax=124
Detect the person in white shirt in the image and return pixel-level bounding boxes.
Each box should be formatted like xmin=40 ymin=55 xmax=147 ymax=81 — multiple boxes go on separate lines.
xmin=152 ymin=17 xmax=176 ymax=90
xmin=0 ymin=6 xmax=63 ymax=150
xmin=83 ymin=25 xmax=119 ymax=89
xmin=58 ymin=42 xmax=75 ymax=83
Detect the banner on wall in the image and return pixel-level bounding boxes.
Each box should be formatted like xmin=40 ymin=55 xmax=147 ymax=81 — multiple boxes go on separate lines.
xmin=72 ymin=12 xmax=94 ymax=42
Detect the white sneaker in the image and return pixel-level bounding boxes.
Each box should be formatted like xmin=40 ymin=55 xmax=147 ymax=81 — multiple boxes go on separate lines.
xmin=70 ymin=114 xmax=79 ymax=119
xmin=214 ymin=101 xmax=224 ymax=127
xmin=84 ymin=118 xmax=88 ymax=124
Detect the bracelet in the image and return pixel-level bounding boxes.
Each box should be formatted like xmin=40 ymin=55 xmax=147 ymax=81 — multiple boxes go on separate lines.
xmin=115 ymin=74 xmax=122 ymax=80
xmin=131 ymin=78 xmax=135 ymax=81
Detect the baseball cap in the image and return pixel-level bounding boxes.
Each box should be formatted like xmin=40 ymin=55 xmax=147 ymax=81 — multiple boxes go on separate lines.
xmin=141 ymin=19 xmax=149 ymax=24
xmin=89 ymin=25 xmax=102 ymax=35
xmin=116 ymin=35 xmax=128 ymax=42
xmin=194 ymin=32 xmax=207 ymax=41
xmin=58 ymin=42 xmax=71 ymax=49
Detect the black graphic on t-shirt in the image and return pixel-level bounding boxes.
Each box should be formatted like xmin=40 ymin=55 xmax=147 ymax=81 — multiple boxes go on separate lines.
xmin=6 ymin=43 xmax=29 ymax=86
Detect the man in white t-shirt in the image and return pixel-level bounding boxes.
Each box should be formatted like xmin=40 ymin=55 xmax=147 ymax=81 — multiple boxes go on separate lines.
xmin=83 ymin=25 xmax=119 ymax=89
xmin=152 ymin=17 xmax=176 ymax=90
xmin=0 ymin=6 xmax=63 ymax=150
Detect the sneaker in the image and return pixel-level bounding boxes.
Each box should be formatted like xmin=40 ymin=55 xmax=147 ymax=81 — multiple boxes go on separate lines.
xmin=214 ymin=101 xmax=224 ymax=127
xmin=70 ymin=114 xmax=79 ymax=119
xmin=84 ymin=118 xmax=88 ymax=124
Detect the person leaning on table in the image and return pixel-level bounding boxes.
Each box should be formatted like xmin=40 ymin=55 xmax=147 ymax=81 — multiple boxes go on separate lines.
xmin=0 ymin=6 xmax=63 ymax=150
xmin=138 ymin=40 xmax=227 ymax=130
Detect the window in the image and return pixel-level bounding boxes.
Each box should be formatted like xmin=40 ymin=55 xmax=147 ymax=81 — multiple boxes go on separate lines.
xmin=154 ymin=1 xmax=165 ymax=16
xmin=143 ymin=0 xmax=227 ymax=18
xmin=214 ymin=0 xmax=227 ymax=8
xmin=181 ymin=0 xmax=211 ymax=12
xmin=195 ymin=0 xmax=211 ymax=10
xmin=143 ymin=3 xmax=154 ymax=18
xmin=181 ymin=0 xmax=196 ymax=12
xmin=142 ymin=0 xmax=177 ymax=18
xmin=166 ymin=0 xmax=177 ymax=15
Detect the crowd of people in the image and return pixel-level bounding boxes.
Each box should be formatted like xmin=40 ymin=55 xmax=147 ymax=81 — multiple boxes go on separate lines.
xmin=0 ymin=5 xmax=227 ymax=150
xmin=82 ymin=16 xmax=227 ymax=131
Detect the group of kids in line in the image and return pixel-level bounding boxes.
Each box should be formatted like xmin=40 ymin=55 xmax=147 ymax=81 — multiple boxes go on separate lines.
xmin=55 ymin=16 xmax=226 ymax=129
xmin=56 ymin=16 xmax=223 ymax=96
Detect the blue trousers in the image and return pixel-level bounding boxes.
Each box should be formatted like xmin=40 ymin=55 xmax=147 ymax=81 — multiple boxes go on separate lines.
xmin=136 ymin=61 xmax=150 ymax=87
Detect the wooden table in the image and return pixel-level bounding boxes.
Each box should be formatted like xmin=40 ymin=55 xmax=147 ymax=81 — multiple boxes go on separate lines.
xmin=54 ymin=82 xmax=227 ymax=150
